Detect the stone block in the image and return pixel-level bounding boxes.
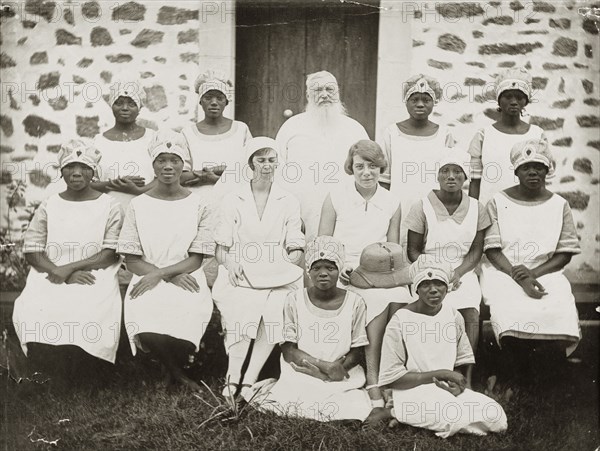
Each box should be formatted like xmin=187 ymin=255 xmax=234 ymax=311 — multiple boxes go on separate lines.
xmin=0 ymin=52 xmax=16 ymax=68
xmin=157 ymin=6 xmax=198 ymax=24
xmin=464 ymin=77 xmax=486 ymax=86
xmin=0 ymin=115 xmax=14 ymax=137
xmin=549 ymin=18 xmax=570 ymax=29
xmin=154 ymin=56 xmax=167 ymax=64
xmin=1 ymin=169 xmax=13 ymax=184
xmin=180 ymin=53 xmax=199 ymax=64
xmin=77 ymin=58 xmax=93 ymax=68
xmin=17 ymin=38 xmax=28 ymax=45
xmin=529 ymin=116 xmax=564 ymax=130
xmin=29 ymin=169 xmax=51 ymax=188
xmin=467 ymin=61 xmax=485 ymax=68
xmin=48 ymin=96 xmax=68 ymax=111
xmin=587 ymin=141 xmax=600 ymax=150
xmin=581 ymin=79 xmax=593 ymax=94
xmin=531 ymin=77 xmax=548 ymax=89
xmin=140 ymin=72 xmax=154 ymax=79
xmin=573 ymin=158 xmax=593 ymax=174
xmin=100 ymin=71 xmax=112 ymax=83
xmin=91 ymin=27 xmax=113 ymax=47
xmin=558 ymin=77 xmax=565 ymax=93
xmin=551 ymin=99 xmax=574 ymax=108
xmin=542 ymin=63 xmax=567 ymax=70
xmin=22 ymin=21 xmax=37 ymax=29
xmin=29 ymin=95 xmax=40 ymax=106
xmin=120 ymin=29 xmax=132 ymax=35
xmin=143 ymin=86 xmax=168 ymax=112
xmin=8 ymin=91 xmax=19 ymax=110
xmin=106 ymin=54 xmax=133 ymax=63
xmin=498 ymin=61 xmax=515 ymax=68
xmin=413 ymin=40 xmax=424 ymax=47
xmin=474 ymin=90 xmax=496 ymax=103
xmin=584 ymin=98 xmax=600 ymax=107
xmin=509 ymin=1 xmax=524 ymax=10
xmin=131 ymin=29 xmax=164 ymax=48
xmin=583 ymin=18 xmax=599 ymax=35
xmin=482 ymin=16 xmax=513 ymax=25
xmin=556 ymin=191 xmax=590 ymax=210
xmin=574 ymin=63 xmax=588 ymax=69
xmin=30 ymin=51 xmax=48 ymax=65
xmin=46 ymin=145 xmax=60 ymax=153
xmin=435 ymin=3 xmax=483 ymax=19
xmin=24 ymin=0 xmax=56 ymax=22
xmin=438 ymin=34 xmax=466 ymax=54
xmin=552 ymin=37 xmax=577 ymax=57
xmin=427 ymin=59 xmax=452 ymax=69
xmin=23 ymin=115 xmax=60 ymax=137
xmin=518 ymin=30 xmax=548 ymax=35
xmin=584 ymin=44 xmax=593 ymax=58
xmin=0 ymin=145 xmax=14 ymax=154
xmin=524 ymin=18 xmax=540 ymax=24
xmin=37 ymin=72 xmax=60 ymax=90
xmin=56 ymin=29 xmax=81 ymax=45
xmin=178 ymin=29 xmax=198 ymax=45
xmin=479 ymin=42 xmax=542 ymax=55
xmin=532 ymin=1 xmax=555 ymax=12
xmin=576 ymin=116 xmax=600 ymax=127
xmin=457 ymin=114 xmax=473 ymax=123
xmin=82 ymin=1 xmax=101 ymax=19
xmin=552 ymin=137 xmax=572 ymax=147
xmin=63 ymin=7 xmax=74 ymax=25
xmin=76 ymin=116 xmax=99 ymax=138
xmin=73 ymin=75 xmax=86 ymax=84
xmin=560 ymin=175 xmax=575 ymax=183
xmin=472 ymin=30 xmax=483 ymax=38
xmin=112 ymin=2 xmax=145 ymax=22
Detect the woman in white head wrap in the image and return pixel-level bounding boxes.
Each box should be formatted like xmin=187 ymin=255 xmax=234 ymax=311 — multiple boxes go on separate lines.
xmin=481 ymin=139 xmax=581 ymax=378
xmin=211 ymin=137 xmax=304 ymax=403
xmin=91 ymin=80 xmax=157 ymax=212
xmin=378 ymin=74 xmax=455 ymax=216
xmin=117 ymin=130 xmax=214 ymax=391
xmin=179 ymin=70 xmax=252 ymax=203
xmin=468 ymin=67 xmax=547 ymax=204
xmin=405 ymin=150 xmax=491 ymax=354
xmin=13 ymin=140 xmax=123 ymax=374
xmin=367 ymin=255 xmax=508 ymax=438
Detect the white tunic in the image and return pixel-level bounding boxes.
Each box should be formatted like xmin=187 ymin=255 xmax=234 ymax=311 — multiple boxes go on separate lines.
xmin=180 ymin=121 xmax=252 ymax=203
xmin=468 ymin=124 xmax=546 ymax=204
xmin=379 ymin=123 xmax=455 ymax=215
xmin=13 ymin=194 xmax=123 ymax=363
xmin=405 ymin=191 xmax=490 ymax=311
xmin=257 ymin=289 xmax=372 ymax=421
xmin=276 ymin=112 xmax=369 ymax=241
xmin=94 ymin=129 xmax=156 ymax=213
xmin=117 ymin=193 xmax=214 ymax=355
xmin=211 ymin=182 xmax=305 ymax=349
xmin=379 ymin=305 xmax=508 ymax=438
xmin=480 ymin=192 xmax=581 ymax=354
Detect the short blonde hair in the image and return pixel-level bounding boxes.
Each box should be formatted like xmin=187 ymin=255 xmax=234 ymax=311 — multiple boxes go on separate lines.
xmin=344 ymin=140 xmax=387 ymax=175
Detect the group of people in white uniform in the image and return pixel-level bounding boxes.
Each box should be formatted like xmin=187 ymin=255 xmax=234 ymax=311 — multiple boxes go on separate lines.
xmin=11 ymin=66 xmax=582 ymax=437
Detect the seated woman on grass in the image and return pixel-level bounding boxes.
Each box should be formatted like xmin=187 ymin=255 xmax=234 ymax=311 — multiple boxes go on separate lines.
xmin=366 ymin=255 xmax=508 ymax=438
xmin=255 ymin=236 xmax=372 ymax=422
xmin=13 ymin=140 xmax=123 ymax=380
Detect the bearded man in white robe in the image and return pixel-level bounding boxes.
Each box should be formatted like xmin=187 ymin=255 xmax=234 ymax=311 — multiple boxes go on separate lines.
xmin=276 ymin=71 xmax=369 ymax=240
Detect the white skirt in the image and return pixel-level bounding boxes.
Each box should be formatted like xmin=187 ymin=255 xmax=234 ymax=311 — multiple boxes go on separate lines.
xmin=12 ymin=264 xmax=122 ymax=363
xmin=392 ymin=384 xmax=508 ymax=438
xmin=345 ymin=284 xmax=412 ymax=324
xmin=124 ymin=267 xmax=213 ymax=355
xmin=480 ymin=267 xmax=580 ymax=355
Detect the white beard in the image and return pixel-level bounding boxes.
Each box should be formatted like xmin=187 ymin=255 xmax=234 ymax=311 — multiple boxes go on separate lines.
xmin=305 ymin=101 xmax=348 ymax=128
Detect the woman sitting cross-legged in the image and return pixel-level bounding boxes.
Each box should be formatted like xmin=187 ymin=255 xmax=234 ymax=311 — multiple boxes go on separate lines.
xmin=117 ymin=131 xmax=214 ymax=391
xmin=13 ymin=140 xmax=123 ymax=380
xmin=480 ymin=139 xmax=581 ymax=379
xmin=253 ymin=236 xmax=372 ymax=422
xmin=365 ymin=255 xmax=508 ymax=438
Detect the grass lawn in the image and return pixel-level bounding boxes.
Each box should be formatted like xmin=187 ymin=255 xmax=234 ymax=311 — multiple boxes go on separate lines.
xmin=1 ymin=311 xmax=598 ymax=450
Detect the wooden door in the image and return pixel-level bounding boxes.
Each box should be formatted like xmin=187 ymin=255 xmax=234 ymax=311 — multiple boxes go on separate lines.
xmin=235 ymin=0 xmax=380 ymax=139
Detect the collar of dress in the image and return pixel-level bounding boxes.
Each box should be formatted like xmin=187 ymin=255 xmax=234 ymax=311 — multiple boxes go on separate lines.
xmin=427 ymin=190 xmax=470 ymax=224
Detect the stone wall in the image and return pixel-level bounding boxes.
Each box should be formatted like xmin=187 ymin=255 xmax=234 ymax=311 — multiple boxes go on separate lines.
xmin=378 ymin=0 xmax=599 ymax=282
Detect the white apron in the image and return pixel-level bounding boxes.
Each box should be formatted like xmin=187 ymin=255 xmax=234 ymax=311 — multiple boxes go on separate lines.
xmin=12 ymin=195 xmax=122 ymax=363
xmin=258 ymin=289 xmax=372 ymax=421
xmin=420 ymin=194 xmax=482 ymax=311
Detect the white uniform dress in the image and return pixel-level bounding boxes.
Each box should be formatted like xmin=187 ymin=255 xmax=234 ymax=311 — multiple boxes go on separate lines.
xmin=211 ymin=182 xmax=305 ymax=350
xmin=117 ymin=193 xmax=214 ymax=355
xmin=180 ymin=121 xmax=252 ymax=204
xmin=405 ymin=191 xmax=491 ymax=311
xmin=468 ymin=124 xmax=546 ymax=204
xmin=258 ymin=289 xmax=372 ymax=421
xmin=13 ymin=194 xmax=123 ymax=363
xmin=330 ymin=177 xmax=412 ymax=323
xmin=94 ymin=129 xmax=156 ymax=213
xmin=276 ymin=112 xmax=369 ymax=241
xmin=379 ymin=305 xmax=508 ymax=438
xmin=379 ymin=123 xmax=455 ymax=215
xmin=480 ymin=192 xmax=581 ymax=354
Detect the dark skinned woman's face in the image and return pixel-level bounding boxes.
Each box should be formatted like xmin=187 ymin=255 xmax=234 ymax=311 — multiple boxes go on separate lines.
xmin=515 ymin=161 xmax=548 ymax=190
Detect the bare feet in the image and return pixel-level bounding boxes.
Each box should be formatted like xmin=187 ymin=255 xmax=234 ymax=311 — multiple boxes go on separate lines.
xmin=364 ymin=407 xmax=393 ymax=426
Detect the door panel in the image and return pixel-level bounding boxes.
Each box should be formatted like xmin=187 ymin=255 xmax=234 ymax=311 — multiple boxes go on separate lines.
xmin=236 ymin=1 xmax=379 ymax=139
